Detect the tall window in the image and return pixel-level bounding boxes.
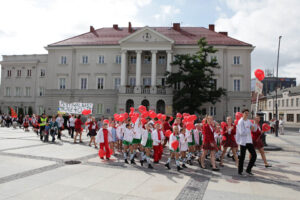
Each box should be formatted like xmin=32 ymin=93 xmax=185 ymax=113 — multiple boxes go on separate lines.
xmin=291 ymin=99 xmax=294 ymax=107
xmin=114 ymin=77 xmax=121 ymax=89
xmin=98 ymin=55 xmax=105 ymax=64
xmin=143 ymin=55 xmax=151 ymax=64
xmin=27 ymin=69 xmax=31 ymax=77
xmin=5 ymin=87 xmax=11 ymax=96
xmin=233 ymin=56 xmax=240 ymax=64
xmin=234 ymin=106 xmax=240 ymax=114
xmin=82 ymin=56 xmax=88 ymax=64
xmin=286 ymin=99 xmax=289 ymax=107
xmin=40 ymin=69 xmax=45 ymax=77
xmin=269 ymin=101 xmax=271 ymax=108
xmin=143 ymin=77 xmax=151 ymax=86
xmin=174 ymin=82 xmax=181 ymax=90
xmin=158 ymin=55 xmax=166 ymax=64
xmin=97 ymin=77 xmax=104 ymax=89
xmin=61 ymin=56 xmax=67 ymax=64
xmin=7 ymin=70 xmax=11 ymax=77
xmin=234 ymin=79 xmax=240 ymax=91
xmin=59 ymin=78 xmax=66 ymax=90
xmin=115 ymin=55 xmax=121 ymax=64
xmin=287 ymin=114 xmax=294 ymax=122
xmin=210 ymin=106 xmax=216 ymax=116
xmin=80 ymin=78 xmax=87 ymax=89
xmin=15 ymin=87 xmax=21 ymax=97
xmin=282 ymin=99 xmax=284 ymax=107
xmin=25 ymin=87 xmax=31 ymax=97
xmin=129 ymin=77 xmax=136 ymax=86
xmin=296 ymin=98 xmax=299 ymax=107
xmin=278 ymin=100 xmax=280 ymax=107
xmin=39 ymin=87 xmax=45 ymax=96
xmin=17 ymin=70 xmax=21 ymax=77
xmin=97 ymin=104 xmax=103 ymax=114
xmin=297 ymin=114 xmax=300 ymax=123
xmin=130 ymin=55 xmax=136 ymax=64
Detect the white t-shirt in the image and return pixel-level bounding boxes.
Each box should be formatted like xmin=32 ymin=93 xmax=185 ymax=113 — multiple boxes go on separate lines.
xmin=236 ymin=118 xmax=253 ymax=146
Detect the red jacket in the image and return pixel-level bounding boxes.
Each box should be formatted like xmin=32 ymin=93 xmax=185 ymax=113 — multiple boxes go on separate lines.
xmin=88 ymin=121 xmax=98 ymax=131
xmin=203 ymin=124 xmax=215 ymax=144
xmin=251 ymin=125 xmax=261 ymax=142
xmin=75 ymin=119 xmax=83 ymax=129
xmin=221 ymin=123 xmax=237 ymax=142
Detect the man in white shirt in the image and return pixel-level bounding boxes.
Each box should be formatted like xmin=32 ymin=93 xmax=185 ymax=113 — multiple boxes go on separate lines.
xmin=236 ymin=109 xmax=257 ymax=176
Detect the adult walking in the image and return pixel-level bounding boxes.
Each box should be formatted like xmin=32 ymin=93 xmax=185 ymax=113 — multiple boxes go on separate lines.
xmin=74 ymin=115 xmax=84 ymax=143
xmin=236 ymin=109 xmax=256 ymax=176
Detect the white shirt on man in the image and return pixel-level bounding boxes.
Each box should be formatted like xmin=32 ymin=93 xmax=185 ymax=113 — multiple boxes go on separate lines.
xmin=236 ymin=118 xmax=253 ymax=146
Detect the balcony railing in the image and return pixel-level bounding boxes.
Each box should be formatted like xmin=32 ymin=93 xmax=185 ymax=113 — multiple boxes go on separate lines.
xmin=125 ymin=87 xmax=134 ymax=94
xmin=142 ymin=87 xmax=150 ymax=94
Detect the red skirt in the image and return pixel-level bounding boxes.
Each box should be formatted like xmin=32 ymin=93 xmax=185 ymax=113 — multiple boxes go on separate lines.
xmin=221 ymin=138 xmax=238 ymax=148
xmin=253 ymin=137 xmax=264 ymax=149
xmin=203 ymin=141 xmax=218 ymax=151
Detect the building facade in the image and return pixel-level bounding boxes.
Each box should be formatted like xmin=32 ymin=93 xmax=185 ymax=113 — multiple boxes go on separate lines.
xmin=0 ymin=23 xmax=254 ymax=120
xmin=251 ymin=77 xmax=297 ymax=95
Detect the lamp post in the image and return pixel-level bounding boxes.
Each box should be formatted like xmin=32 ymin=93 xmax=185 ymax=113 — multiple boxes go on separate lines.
xmin=275 ymin=36 xmax=282 ymax=137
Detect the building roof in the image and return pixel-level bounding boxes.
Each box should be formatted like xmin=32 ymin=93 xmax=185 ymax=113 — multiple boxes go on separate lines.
xmin=267 ymin=85 xmax=300 ymax=98
xmin=48 ymin=26 xmax=252 ymax=47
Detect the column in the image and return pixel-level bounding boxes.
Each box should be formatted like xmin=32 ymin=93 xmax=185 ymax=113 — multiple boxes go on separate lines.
xmin=120 ymin=50 xmax=127 ymax=93
xmin=151 ymin=50 xmax=157 ymax=94
xmin=134 ymin=50 xmax=142 ymax=93
xmin=167 ymin=50 xmax=173 ymax=73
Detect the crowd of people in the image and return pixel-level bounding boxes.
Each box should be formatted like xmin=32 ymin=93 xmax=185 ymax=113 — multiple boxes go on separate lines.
xmin=0 ymin=107 xmax=272 ymax=176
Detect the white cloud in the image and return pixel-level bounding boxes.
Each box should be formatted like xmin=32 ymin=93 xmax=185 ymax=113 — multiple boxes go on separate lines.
xmin=215 ymin=0 xmax=300 ymax=84
xmin=154 ymin=5 xmax=180 ymax=22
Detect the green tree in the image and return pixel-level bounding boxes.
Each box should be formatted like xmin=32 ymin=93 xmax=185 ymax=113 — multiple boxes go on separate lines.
xmin=166 ymin=38 xmax=226 ymax=114
xmin=28 ymin=106 xmax=33 ymax=116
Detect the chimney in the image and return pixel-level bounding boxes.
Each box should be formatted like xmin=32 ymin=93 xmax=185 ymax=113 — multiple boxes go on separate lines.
xmin=113 ymin=24 xmax=119 ymax=30
xmin=208 ymin=24 xmax=215 ymax=31
xmin=173 ymin=23 xmax=180 ymax=31
xmin=90 ymin=26 xmax=95 ymax=32
xmin=219 ymin=32 xmax=228 ymax=36
xmin=128 ymin=22 xmax=132 ymax=33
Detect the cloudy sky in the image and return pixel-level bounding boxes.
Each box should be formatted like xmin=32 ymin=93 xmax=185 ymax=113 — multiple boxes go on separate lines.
xmin=0 ymin=0 xmax=299 ymax=83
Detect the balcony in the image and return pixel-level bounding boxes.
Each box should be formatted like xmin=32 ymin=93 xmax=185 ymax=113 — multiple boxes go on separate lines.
xmin=121 ymin=86 xmax=171 ymax=95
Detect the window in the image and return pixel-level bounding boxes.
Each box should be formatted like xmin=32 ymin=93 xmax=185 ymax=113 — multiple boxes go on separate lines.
xmin=210 ymin=55 xmax=217 ymax=62
xmin=25 ymin=87 xmax=31 ymax=97
xmin=144 ymin=55 xmax=151 ymax=64
xmin=234 ymin=106 xmax=240 ymax=114
xmin=82 ymin=56 xmax=88 ymax=64
xmin=278 ymin=100 xmax=280 ymax=107
xmin=27 ymin=69 xmax=31 ymax=77
xmin=39 ymin=106 xmax=44 ymax=115
xmin=17 ymin=70 xmax=21 ymax=77
xmin=297 ymin=114 xmax=300 ymax=123
xmin=130 ymin=56 xmax=136 ymax=64
xmin=5 ymin=87 xmax=11 ymax=96
xmin=61 ymin=56 xmax=67 ymax=64
xmin=97 ymin=104 xmax=103 ymax=114
xmin=15 ymin=87 xmax=21 ymax=97
xmin=296 ymin=98 xmax=299 ymax=107
xmin=98 ymin=55 xmax=104 ymax=64
xmin=129 ymin=77 xmax=136 ymax=86
xmin=97 ymin=77 xmax=104 ymax=89
xmin=234 ymin=79 xmax=240 ymax=91
xmin=210 ymin=79 xmax=217 ymax=90
xmin=286 ymin=99 xmax=289 ymax=107
xmin=7 ymin=70 xmax=11 ymax=77
xmin=116 ymin=55 xmax=121 ymax=64
xmin=40 ymin=69 xmax=45 ymax=77
xmin=158 ymin=55 xmax=166 ymax=64
xmin=210 ymin=106 xmax=216 ymax=116
xmin=174 ymin=82 xmax=181 ymax=90
xmin=143 ymin=77 xmax=151 ymax=86
xmin=269 ymin=101 xmax=271 ymax=108
xmin=233 ymin=56 xmax=240 ymax=64
xmin=291 ymin=99 xmax=294 ymax=107
xmin=287 ymin=114 xmax=294 ymax=122
xmin=80 ymin=78 xmax=87 ymax=89
xmin=282 ymin=99 xmax=284 ymax=107
xmin=114 ymin=77 xmax=120 ymax=89
xmin=39 ymin=87 xmax=45 ymax=96
xmin=59 ymin=78 xmax=66 ymax=90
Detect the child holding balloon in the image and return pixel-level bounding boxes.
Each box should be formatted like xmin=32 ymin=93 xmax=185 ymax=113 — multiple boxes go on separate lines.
xmin=141 ymin=123 xmax=154 ymax=169
xmin=165 ymin=126 xmax=183 ymax=171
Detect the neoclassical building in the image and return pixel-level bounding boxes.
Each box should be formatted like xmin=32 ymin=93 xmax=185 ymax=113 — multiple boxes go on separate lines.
xmin=0 ymin=23 xmax=254 ymax=120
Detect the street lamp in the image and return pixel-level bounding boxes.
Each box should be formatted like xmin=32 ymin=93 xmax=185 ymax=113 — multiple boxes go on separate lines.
xmin=275 ymin=36 xmax=282 ymax=137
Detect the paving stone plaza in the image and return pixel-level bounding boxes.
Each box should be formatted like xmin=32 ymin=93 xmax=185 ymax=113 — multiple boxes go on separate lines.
xmin=0 ymin=127 xmax=300 ymax=200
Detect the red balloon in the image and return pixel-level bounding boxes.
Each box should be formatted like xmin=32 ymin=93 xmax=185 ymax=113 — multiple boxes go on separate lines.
xmin=165 ymin=130 xmax=172 ymax=137
xmin=221 ymin=122 xmax=226 ymax=129
xmin=82 ymin=109 xmax=88 ymax=115
xmin=191 ymin=115 xmax=197 ymax=121
xmin=118 ymin=116 xmax=124 ymax=122
xmin=98 ymin=149 xmax=105 ymax=158
xmin=169 ymin=116 xmax=173 ymax=121
xmin=171 ymin=140 xmax=179 ymax=150
xmin=176 ymin=113 xmax=182 ymax=118
xmin=149 ymin=111 xmax=156 ymax=119
xmin=186 ymin=122 xmax=195 ymax=130
xmin=183 ymin=113 xmax=190 ymax=118
xmin=262 ymin=123 xmax=271 ymax=132
xmin=162 ymin=114 xmax=167 ymax=121
xmin=130 ymin=107 xmax=135 ymax=112
xmin=141 ymin=111 xmax=148 ymax=118
xmin=86 ymin=110 xmax=91 ymax=115
xmin=138 ymin=105 xmax=146 ymax=113
xmin=114 ymin=114 xmax=119 ymax=119
xmin=131 ymin=116 xmax=138 ymax=123
xmin=254 ymin=69 xmax=265 ymax=81
xmin=157 ymin=113 xmax=162 ymax=119
xmin=103 ymin=119 xmax=109 ymax=124
xmin=141 ymin=118 xmax=147 ymax=125
xmin=235 ymin=112 xmax=243 ymax=120
xmin=234 ymin=119 xmax=239 ymax=125
xmin=123 ymin=113 xmax=128 ymax=119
